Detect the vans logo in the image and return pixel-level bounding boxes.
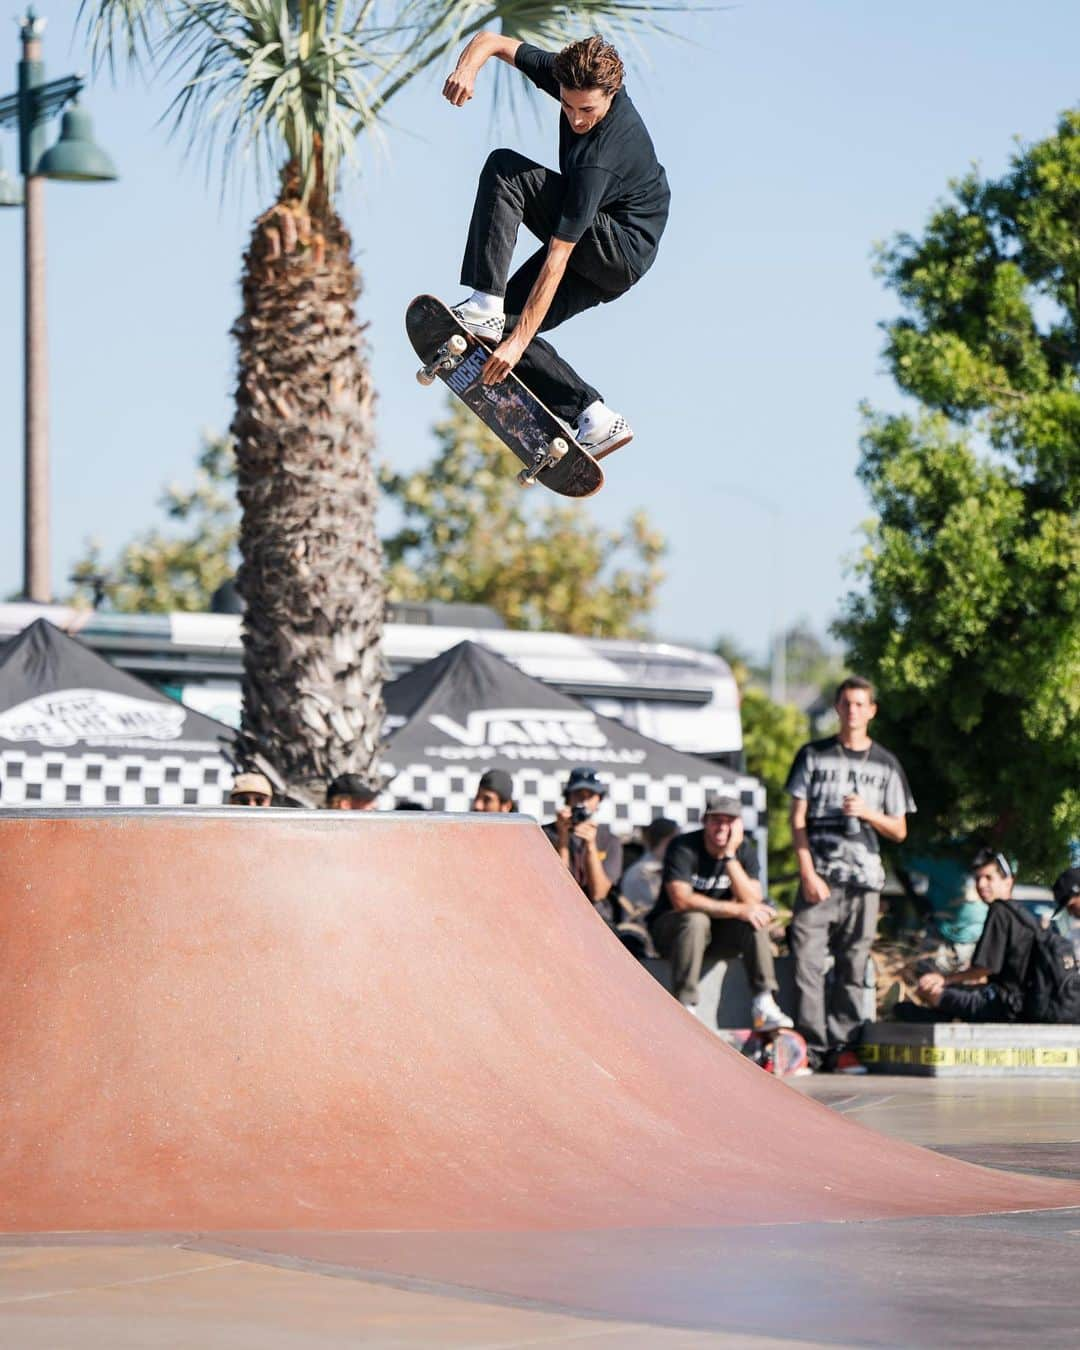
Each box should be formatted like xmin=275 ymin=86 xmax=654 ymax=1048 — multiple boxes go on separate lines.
xmin=424 ymin=707 xmax=647 ymax=764
xmin=445 ymin=346 xmax=487 ymax=395
xmin=0 ymin=689 xmax=186 ymax=748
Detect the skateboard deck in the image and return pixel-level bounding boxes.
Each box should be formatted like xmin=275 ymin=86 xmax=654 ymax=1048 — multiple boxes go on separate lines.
xmin=721 ymin=1027 xmax=809 ymax=1077
xmin=405 ymin=295 xmax=604 ymax=498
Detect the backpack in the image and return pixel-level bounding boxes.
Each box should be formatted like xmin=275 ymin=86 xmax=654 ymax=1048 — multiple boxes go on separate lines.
xmin=1009 ymin=903 xmax=1080 ymax=1024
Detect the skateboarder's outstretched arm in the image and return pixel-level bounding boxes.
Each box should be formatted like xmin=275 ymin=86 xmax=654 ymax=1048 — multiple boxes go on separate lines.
xmin=443 ymin=31 xmax=522 ymax=106
xmin=479 ymin=238 xmax=575 ymax=386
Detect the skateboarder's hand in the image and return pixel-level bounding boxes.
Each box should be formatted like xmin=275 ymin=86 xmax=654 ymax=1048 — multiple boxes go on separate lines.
xmin=482 ymin=334 xmax=527 ymax=384
xmin=443 ymin=66 xmax=476 ymax=106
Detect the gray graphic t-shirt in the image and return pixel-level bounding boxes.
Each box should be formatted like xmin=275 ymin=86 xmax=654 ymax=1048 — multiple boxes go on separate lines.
xmin=785 ymin=737 xmax=915 ymax=890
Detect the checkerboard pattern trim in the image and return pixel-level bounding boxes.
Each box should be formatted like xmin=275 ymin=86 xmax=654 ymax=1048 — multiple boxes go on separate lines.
xmin=0 ymin=751 xmax=229 ymax=808
xmin=383 ymin=761 xmax=766 ymax=835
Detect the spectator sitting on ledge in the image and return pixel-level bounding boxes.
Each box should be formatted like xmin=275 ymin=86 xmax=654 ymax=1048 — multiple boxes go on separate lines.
xmin=647 ymin=789 xmax=792 ymax=1032
xmin=229 ymin=772 xmax=273 ymax=807
xmin=326 ymin=774 xmax=379 ymax=810
xmin=897 ymin=849 xmax=1031 ymax=1023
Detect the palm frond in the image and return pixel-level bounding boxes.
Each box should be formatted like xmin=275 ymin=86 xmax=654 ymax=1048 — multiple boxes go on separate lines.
xmin=80 ymin=0 xmax=703 ymax=200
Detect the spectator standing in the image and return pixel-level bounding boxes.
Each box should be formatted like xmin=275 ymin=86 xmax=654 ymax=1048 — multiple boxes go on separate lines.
xmin=471 ymin=769 xmax=515 ymax=813
xmin=786 ymin=676 xmax=915 ymax=1073
xmin=228 ymin=772 xmax=273 ymax=807
xmin=543 ymin=766 xmax=623 ymax=911
xmin=648 ymin=790 xmax=792 ymax=1031
xmin=326 ymin=774 xmax=379 ymax=810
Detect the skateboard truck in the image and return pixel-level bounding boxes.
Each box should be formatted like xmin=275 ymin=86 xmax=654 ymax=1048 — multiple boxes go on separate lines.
xmin=517 ymin=437 xmax=570 ymax=487
xmin=417 ymin=333 xmax=468 ymax=386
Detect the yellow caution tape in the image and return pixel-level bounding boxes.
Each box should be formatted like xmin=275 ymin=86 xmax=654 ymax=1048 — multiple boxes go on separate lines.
xmin=860 ymin=1043 xmax=1080 ymax=1068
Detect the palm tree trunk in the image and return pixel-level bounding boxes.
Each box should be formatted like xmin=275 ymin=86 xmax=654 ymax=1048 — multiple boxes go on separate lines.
xmin=231 ymin=162 xmax=384 ymax=802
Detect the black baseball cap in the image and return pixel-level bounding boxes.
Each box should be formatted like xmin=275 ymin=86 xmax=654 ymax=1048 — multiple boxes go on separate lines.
xmin=1052 ymin=866 xmax=1080 ymax=912
xmin=477 ymin=769 xmax=514 ymax=803
xmin=326 ymin=773 xmax=377 ymax=802
xmin=564 ymin=766 xmax=607 ymax=798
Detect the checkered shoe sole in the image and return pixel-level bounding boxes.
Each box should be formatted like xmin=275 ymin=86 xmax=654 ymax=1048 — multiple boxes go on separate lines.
xmin=451 ymin=306 xmax=505 ymax=343
xmin=579 ymin=416 xmax=633 ymax=459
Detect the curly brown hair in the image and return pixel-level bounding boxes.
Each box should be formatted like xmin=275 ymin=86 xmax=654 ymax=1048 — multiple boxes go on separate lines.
xmin=552 ymin=35 xmax=624 ymax=96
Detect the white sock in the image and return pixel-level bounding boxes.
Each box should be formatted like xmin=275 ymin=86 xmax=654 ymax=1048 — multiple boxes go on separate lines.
xmin=466 ymin=290 xmax=504 ymax=316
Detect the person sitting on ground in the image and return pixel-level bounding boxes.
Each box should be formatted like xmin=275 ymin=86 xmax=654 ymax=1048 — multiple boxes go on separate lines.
xmin=228 ymin=771 xmax=273 ymax=807
xmin=897 ymin=849 xmax=1030 ymax=1022
xmin=647 ymin=790 xmax=792 ymax=1031
xmin=471 ymin=769 xmax=516 ymax=813
xmin=325 ymin=774 xmax=379 ymax=810
xmin=543 ymin=766 xmax=623 ymax=915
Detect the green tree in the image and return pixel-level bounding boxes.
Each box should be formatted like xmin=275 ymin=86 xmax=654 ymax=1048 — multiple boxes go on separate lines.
xmin=837 ymin=109 xmax=1080 ymax=875
xmin=382 ymin=401 xmax=665 ymax=637
xmin=69 ymin=433 xmax=238 ymax=613
xmin=737 ymin=683 xmax=809 ymax=911
xmin=84 ymin=1 xmax=692 ymax=798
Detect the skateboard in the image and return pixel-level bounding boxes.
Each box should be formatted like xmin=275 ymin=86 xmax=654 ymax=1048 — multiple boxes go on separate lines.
xmin=721 ymin=1027 xmax=809 ymax=1077
xmin=405 ymin=294 xmax=604 ymax=498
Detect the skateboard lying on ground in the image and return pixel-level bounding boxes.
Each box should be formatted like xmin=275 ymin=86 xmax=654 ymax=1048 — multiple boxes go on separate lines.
xmin=721 ymin=1027 xmax=809 ymax=1077
xmin=405 ymin=294 xmax=604 ymax=498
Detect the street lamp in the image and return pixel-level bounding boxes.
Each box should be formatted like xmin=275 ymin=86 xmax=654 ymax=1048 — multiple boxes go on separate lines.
xmin=0 ymin=7 xmax=117 ymax=603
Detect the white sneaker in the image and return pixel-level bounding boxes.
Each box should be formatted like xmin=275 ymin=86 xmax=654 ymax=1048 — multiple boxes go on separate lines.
xmin=452 ymin=297 xmax=505 ymax=344
xmin=751 ymin=993 xmax=794 ymax=1032
xmin=573 ymin=401 xmax=633 ymax=457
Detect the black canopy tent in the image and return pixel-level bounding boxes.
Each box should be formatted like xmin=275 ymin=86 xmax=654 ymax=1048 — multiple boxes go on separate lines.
xmin=0 ymin=620 xmax=234 ymax=807
xmin=383 ymin=640 xmax=765 ymax=836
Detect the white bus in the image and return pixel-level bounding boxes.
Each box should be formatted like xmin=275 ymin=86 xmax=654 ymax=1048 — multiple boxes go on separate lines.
xmin=0 ymin=601 xmax=743 ymax=769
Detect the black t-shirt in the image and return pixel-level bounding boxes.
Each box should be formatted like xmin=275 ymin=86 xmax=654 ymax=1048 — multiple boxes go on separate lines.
xmin=648 ymin=831 xmax=760 ymax=927
xmin=542 ymin=820 xmax=624 ymax=897
xmin=514 ymin=43 xmax=670 ymax=280
xmin=971 ymin=901 xmax=1038 ymax=1013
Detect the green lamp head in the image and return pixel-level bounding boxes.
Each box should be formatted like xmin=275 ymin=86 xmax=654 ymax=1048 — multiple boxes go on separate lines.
xmin=36 ymin=105 xmax=117 ymax=182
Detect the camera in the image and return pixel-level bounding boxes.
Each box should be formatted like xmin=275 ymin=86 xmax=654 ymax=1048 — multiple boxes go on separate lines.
xmin=570 ymin=804 xmax=592 ymax=825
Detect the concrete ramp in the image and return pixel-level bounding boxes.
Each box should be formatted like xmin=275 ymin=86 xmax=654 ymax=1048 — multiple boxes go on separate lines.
xmin=2 ymin=809 xmax=1078 ymax=1234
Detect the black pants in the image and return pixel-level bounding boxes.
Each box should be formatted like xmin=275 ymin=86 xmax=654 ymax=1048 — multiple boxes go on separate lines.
xmin=894 ymin=984 xmax=1015 ymax=1023
xmin=460 ymin=149 xmax=637 ymax=422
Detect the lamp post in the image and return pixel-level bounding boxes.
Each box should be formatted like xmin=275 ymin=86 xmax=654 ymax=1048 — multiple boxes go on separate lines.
xmin=0 ymin=8 xmax=117 ymax=603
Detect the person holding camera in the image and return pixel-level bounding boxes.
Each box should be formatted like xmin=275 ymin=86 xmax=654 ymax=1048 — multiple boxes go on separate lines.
xmin=543 ymin=766 xmax=623 ymax=910
xmin=786 ymin=676 xmax=915 ymax=1072
xmin=647 ymin=789 xmax=792 ymax=1031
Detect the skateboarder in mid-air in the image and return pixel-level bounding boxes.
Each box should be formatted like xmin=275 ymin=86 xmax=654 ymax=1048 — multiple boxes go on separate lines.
xmin=443 ymin=31 xmax=670 ymax=458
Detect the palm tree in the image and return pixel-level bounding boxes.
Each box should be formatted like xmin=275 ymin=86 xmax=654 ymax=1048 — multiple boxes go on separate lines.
xmin=82 ymin=0 xmax=691 ymax=803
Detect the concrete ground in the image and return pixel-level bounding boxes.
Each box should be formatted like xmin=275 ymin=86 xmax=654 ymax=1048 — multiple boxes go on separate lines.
xmin=2 ymin=1076 xmax=1078 ymax=1349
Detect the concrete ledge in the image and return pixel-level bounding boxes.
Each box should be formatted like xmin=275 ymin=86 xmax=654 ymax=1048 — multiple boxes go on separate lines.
xmin=860 ymin=1022 xmax=1080 ymax=1077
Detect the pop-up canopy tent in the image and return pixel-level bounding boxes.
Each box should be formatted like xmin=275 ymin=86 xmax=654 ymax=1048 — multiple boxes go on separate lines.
xmin=0 ymin=619 xmax=234 ymax=808
xmin=382 ymin=640 xmax=765 ymax=835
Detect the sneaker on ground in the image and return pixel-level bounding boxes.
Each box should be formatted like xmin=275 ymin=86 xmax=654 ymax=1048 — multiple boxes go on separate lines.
xmin=832 ymin=1048 xmax=868 ymax=1075
xmin=751 ymin=993 xmax=794 ymax=1032
xmin=788 ymin=1065 xmax=814 ymax=1078
xmin=451 ymin=298 xmax=505 ymax=344
xmin=573 ymin=402 xmax=633 ymax=457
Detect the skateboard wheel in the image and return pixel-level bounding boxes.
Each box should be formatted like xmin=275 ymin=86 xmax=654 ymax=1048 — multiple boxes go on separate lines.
xmin=517 ymin=469 xmax=537 ymax=488
xmin=416 ymin=369 xmax=436 ymax=387
xmin=547 ymin=437 xmax=569 ymax=461
xmin=447 ymin=334 xmax=467 ymax=356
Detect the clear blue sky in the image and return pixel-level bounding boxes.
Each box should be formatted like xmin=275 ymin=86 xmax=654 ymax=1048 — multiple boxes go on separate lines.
xmin=1 ymin=1 xmax=1078 ymax=659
